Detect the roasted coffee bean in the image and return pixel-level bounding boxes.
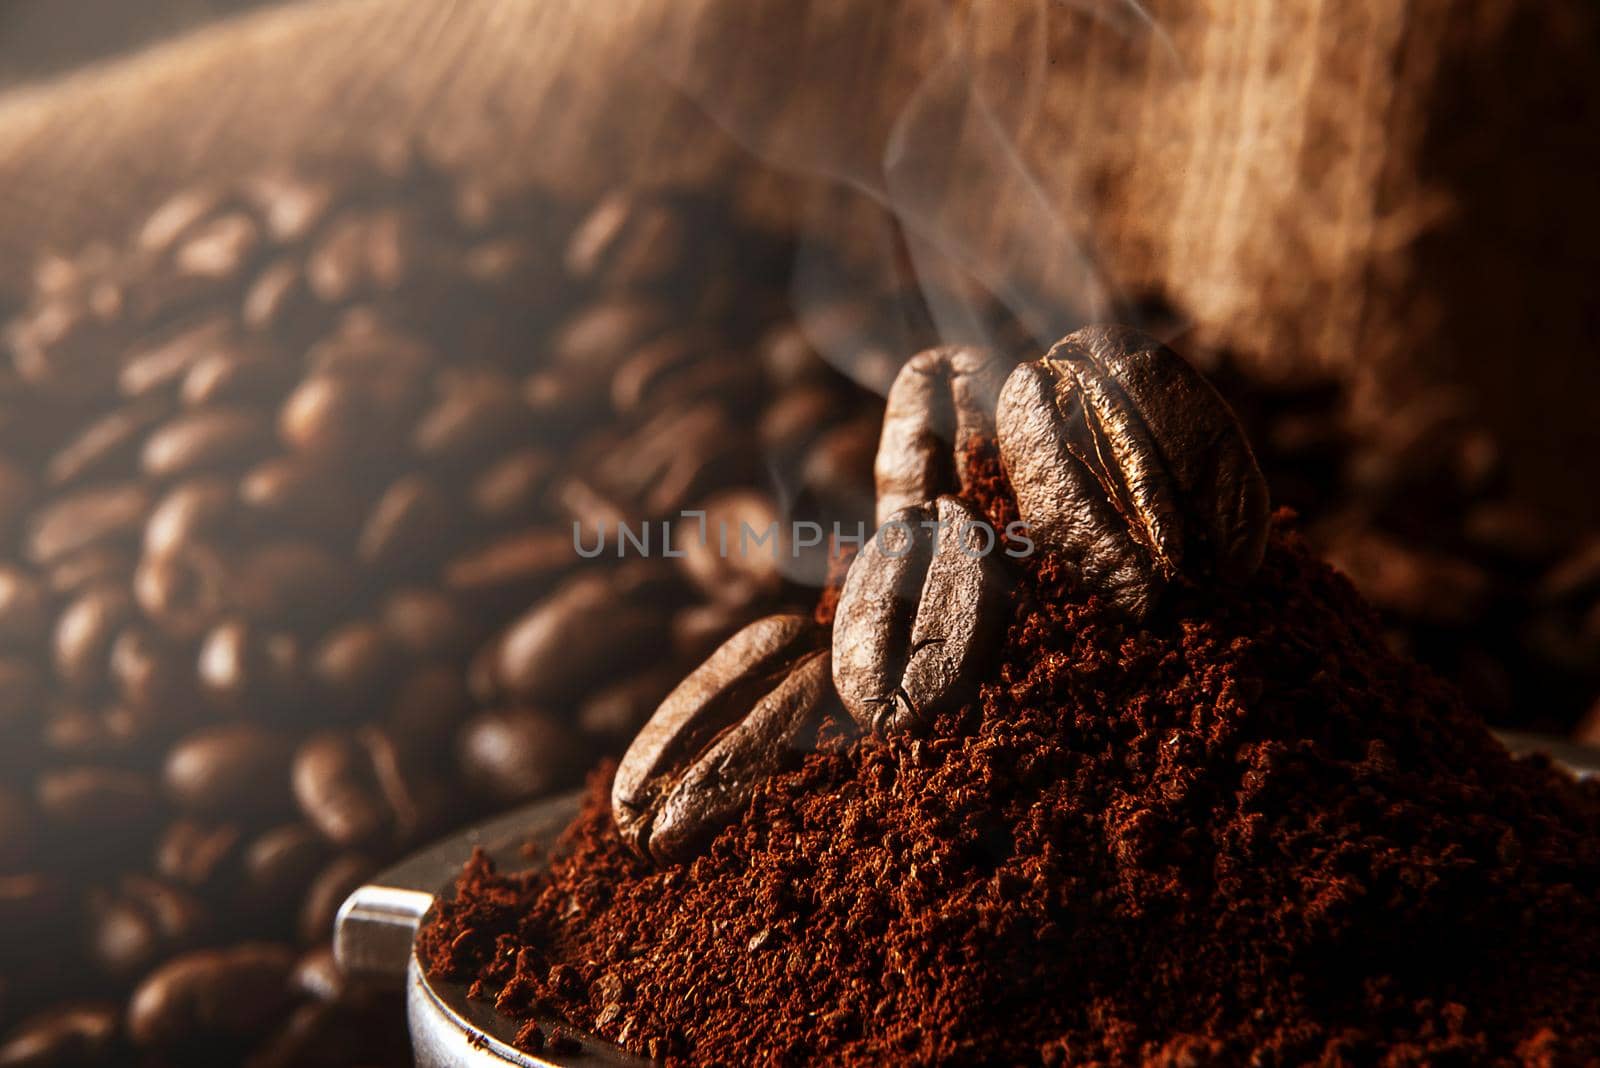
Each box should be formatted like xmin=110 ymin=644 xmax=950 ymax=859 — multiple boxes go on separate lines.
xmin=996 ymin=326 xmax=1270 ymax=618
xmin=117 ymin=317 xmax=233 ymax=399
xmin=298 ymin=854 xmax=376 ymax=945
xmin=832 ymin=497 xmax=1009 ymax=735
xmin=356 ymin=475 xmax=454 ymax=572
xmin=758 ymin=384 xmax=844 ymax=456
xmin=238 ymin=824 xmax=329 ymax=918
xmin=0 ymin=658 xmax=43 ymax=734
xmin=565 ymin=191 xmax=686 ymax=289
xmin=230 ymin=541 xmax=350 ymax=626
xmin=87 ymin=875 xmax=208 ymax=977
xmin=613 ymin=614 xmax=830 ymax=865
xmin=412 ymin=371 xmax=527 ymax=466
xmin=155 ymin=820 xmax=243 ymax=891
xmin=0 ymin=1004 xmax=120 ymax=1067
xmin=140 ymin=408 xmax=268 ymax=479
xmin=36 ymin=768 xmax=161 ymax=839
xmin=164 ymin=725 xmax=294 ymax=818
xmin=1319 ymin=527 xmax=1491 ymax=625
xmin=237 ymin=454 xmax=358 ymax=533
xmin=133 ymin=544 xmax=228 ymax=640
xmin=0 ymin=567 xmax=49 ymax=646
xmin=305 ymin=210 xmax=414 ymax=303
xmin=291 ymin=729 xmax=427 ymax=848
xmin=457 ymin=708 xmax=588 ymax=803
xmin=441 ymin=528 xmax=573 ymax=602
xmin=196 ymin=619 xmax=302 ymax=711
xmin=578 ymin=664 xmax=683 ymax=743
xmin=470 ymin=447 xmax=553 ymax=523
xmin=277 ymin=375 xmax=398 ymax=459
xmin=53 ymin=586 xmax=134 ymax=695
xmin=26 ymin=483 xmax=150 ymax=566
xmin=386 ymin=663 xmax=471 ymax=746
xmin=290 ymin=947 xmax=347 ymax=1004
xmin=0 ymin=786 xmax=34 ymax=872
xmin=309 ymin=623 xmax=398 ymax=720
xmin=378 ymin=588 xmax=477 ymax=659
xmin=43 ymin=547 xmax=132 ymax=599
xmin=47 ymin=402 xmax=168 ymax=488
xmin=241 ymin=258 xmax=316 ymax=335
xmin=496 ymin=572 xmax=663 ymax=702
xmin=142 ymin=477 xmax=234 ymax=559
xmin=674 ymin=490 xmax=785 ymax=609
xmin=107 ymin=626 xmax=188 ymax=711
xmin=550 ymin=297 xmax=668 ymax=378
xmin=125 ymin=943 xmax=295 ymax=1048
xmin=245 ymin=171 xmax=335 ymax=243
xmin=874 ymin=346 xmax=1008 ymax=525
xmin=179 ymin=347 xmax=294 ymax=409
xmin=595 ymin=403 xmax=747 ymax=517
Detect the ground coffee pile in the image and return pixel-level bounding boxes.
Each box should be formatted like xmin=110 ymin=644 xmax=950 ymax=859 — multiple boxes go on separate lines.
xmin=421 ymin=444 xmax=1600 ymax=1065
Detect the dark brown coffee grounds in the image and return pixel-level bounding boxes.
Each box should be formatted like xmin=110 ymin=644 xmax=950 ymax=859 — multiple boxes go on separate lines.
xmin=420 ymin=443 xmax=1600 ymax=1066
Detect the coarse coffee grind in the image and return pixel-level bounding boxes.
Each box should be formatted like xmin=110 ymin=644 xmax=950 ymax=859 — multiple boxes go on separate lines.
xmin=422 ymin=434 xmax=1600 ymax=1065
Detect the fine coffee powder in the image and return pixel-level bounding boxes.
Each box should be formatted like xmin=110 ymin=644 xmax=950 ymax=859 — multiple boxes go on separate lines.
xmin=421 ymin=444 xmax=1600 ymax=1065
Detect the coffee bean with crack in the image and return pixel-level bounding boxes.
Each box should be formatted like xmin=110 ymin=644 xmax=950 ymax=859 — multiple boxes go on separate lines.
xmin=874 ymin=346 xmax=1008 ymax=526
xmin=612 ymin=615 xmax=829 ymax=865
xmin=996 ymin=325 xmax=1269 ymax=618
xmin=831 ymin=496 xmax=1009 ymax=735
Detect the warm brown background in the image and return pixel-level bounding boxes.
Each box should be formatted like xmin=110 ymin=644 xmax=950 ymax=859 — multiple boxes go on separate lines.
xmin=0 ymin=0 xmax=1594 ymax=522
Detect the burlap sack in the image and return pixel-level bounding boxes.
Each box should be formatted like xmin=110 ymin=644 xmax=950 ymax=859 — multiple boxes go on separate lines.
xmin=0 ymin=0 xmax=1593 ymax=518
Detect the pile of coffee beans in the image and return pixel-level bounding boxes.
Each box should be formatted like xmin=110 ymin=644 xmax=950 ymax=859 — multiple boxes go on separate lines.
xmin=0 ymin=161 xmax=918 ymax=1065
xmin=1 ymin=154 xmax=1596 ymax=1064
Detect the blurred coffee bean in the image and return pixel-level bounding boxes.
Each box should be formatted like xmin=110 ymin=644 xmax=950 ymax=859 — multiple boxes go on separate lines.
xmin=174 ymin=212 xmax=261 ymax=282
xmin=26 ymin=483 xmax=150 ymax=566
xmin=117 ymin=317 xmax=233 ymax=400
xmin=133 ymin=543 xmax=228 ymax=640
xmin=675 ymin=490 xmax=785 ymax=608
xmin=47 ymin=402 xmax=168 ymax=488
xmin=457 ymin=708 xmax=588 ymax=804
xmin=238 ymin=454 xmax=359 ymax=533
xmin=292 ymin=729 xmax=425 ymax=848
xmin=238 ymin=824 xmax=330 ymax=919
xmin=386 ymin=664 xmax=471 ymax=748
xmin=241 ymin=259 xmax=317 ymax=336
xmin=155 ymin=820 xmax=242 ymax=891
xmin=0 ymin=1004 xmax=120 ymax=1067
xmin=578 ymin=665 xmax=684 ymax=744
xmin=230 ymin=541 xmax=351 ymax=626
xmin=37 ymin=768 xmax=161 ymax=839
xmin=1320 ymin=527 xmax=1491 ymax=625
xmin=379 ymin=588 xmax=477 ymax=659
xmin=142 ymin=477 xmax=234 ymax=559
xmin=87 ymin=875 xmax=208 ymax=978
xmin=412 ymin=370 xmax=527 ymax=467
xmin=306 ymin=210 xmax=414 ymax=304
xmin=310 ymin=623 xmax=398 ymax=721
xmin=758 ymin=383 xmax=846 ymax=457
xmin=597 ymin=403 xmax=748 ymax=517
xmin=357 ymin=475 xmax=455 ymax=572
xmin=496 ymin=572 xmax=663 ymax=703
xmin=298 ymin=855 xmax=376 ymax=946
xmin=140 ymin=408 xmax=268 ymax=479
xmin=278 ymin=375 xmax=399 ymax=460
xmin=0 ymin=568 xmax=49 ymax=647
xmin=125 ymin=943 xmax=295 ymax=1049
xmin=179 ymin=347 xmax=295 ymax=409
xmin=196 ymin=619 xmax=303 ymax=712
xmin=108 ymin=626 xmax=189 ymax=711
xmin=245 ymin=171 xmax=335 ymax=244
xmin=0 ymin=659 xmax=43 ymax=735
xmin=0 ymin=786 xmax=34 ymax=872
xmin=53 ymin=586 xmax=133 ymax=696
xmin=442 ymin=528 xmax=572 ymax=603
xmin=470 ymin=448 xmax=553 ymax=523
xmin=565 ymin=191 xmax=686 ymax=289
xmin=43 ymin=547 xmax=132 ymax=599
xmin=290 ymin=947 xmax=348 ymax=1004
xmin=550 ymin=296 xmax=668 ymax=379
xmin=164 ymin=725 xmax=294 ymax=818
